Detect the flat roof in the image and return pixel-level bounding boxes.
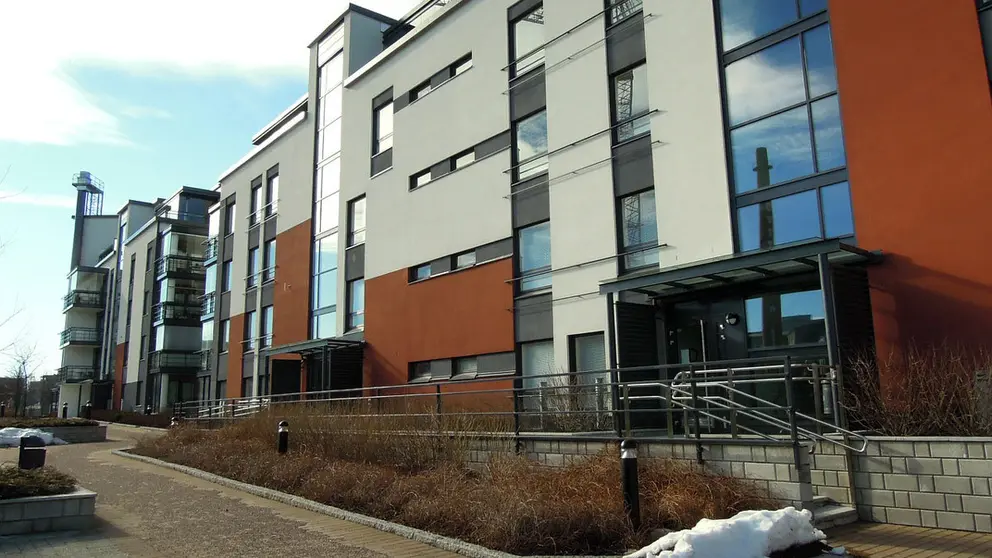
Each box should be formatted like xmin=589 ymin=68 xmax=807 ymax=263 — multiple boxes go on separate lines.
xmin=218 ymin=107 xmax=308 ymax=183
xmin=250 ymin=94 xmax=308 ymax=145
xmin=265 ymin=337 xmax=364 ymax=357
xmin=308 ymin=3 xmax=398 ymax=48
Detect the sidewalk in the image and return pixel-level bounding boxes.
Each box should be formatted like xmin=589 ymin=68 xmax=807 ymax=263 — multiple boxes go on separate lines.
xmin=0 ymin=424 xmax=459 ymax=557
xmin=827 ymin=521 xmax=992 ymax=557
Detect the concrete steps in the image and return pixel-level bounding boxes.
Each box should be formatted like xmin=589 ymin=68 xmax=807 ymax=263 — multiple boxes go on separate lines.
xmin=811 ymin=495 xmax=858 ymax=530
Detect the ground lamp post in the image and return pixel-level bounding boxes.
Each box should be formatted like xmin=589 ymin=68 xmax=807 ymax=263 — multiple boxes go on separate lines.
xmin=620 ymin=439 xmax=640 ymax=530
xmin=277 ymin=420 xmax=289 ymax=454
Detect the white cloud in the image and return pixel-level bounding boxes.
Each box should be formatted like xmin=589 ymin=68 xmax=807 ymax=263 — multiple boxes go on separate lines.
xmin=0 ymin=189 xmax=76 ymax=208
xmin=119 ymin=106 xmax=173 ymax=120
xmin=0 ymin=0 xmax=415 ymax=147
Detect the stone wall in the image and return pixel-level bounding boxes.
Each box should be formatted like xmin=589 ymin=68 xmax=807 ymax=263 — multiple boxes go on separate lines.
xmin=43 ymin=425 xmax=107 ymax=444
xmin=0 ymin=488 xmax=96 ymax=535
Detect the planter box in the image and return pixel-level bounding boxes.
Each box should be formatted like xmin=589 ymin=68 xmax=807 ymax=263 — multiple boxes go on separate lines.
xmin=0 ymin=487 xmax=96 ymax=535
xmin=41 ymin=425 xmax=107 ymax=444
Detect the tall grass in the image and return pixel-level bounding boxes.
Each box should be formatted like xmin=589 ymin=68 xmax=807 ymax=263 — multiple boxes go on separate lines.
xmin=135 ymin=407 xmax=773 ymax=555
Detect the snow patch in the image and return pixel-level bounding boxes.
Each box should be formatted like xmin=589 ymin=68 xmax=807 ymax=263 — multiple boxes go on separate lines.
xmin=625 ymin=507 xmax=826 ymax=558
xmin=0 ymin=427 xmax=66 ymax=447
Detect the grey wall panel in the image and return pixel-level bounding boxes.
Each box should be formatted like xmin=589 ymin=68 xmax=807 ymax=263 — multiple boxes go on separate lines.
xmin=475 ymin=131 xmax=511 ymax=159
xmin=248 ymin=226 xmax=260 ymax=249
xmin=345 ymin=244 xmax=365 ymax=281
xmin=242 ymin=353 xmax=255 ymax=378
xmin=263 ymin=218 xmax=277 ymax=241
xmin=515 ymin=293 xmax=553 ymax=342
xmin=476 ymin=238 xmax=513 ymax=262
xmin=430 ymin=256 xmax=452 ymax=275
xmin=219 ymin=292 xmax=231 ymax=319
xmin=217 ymin=352 xmax=228 ymax=381
xmin=512 ymin=178 xmax=550 ymax=228
xmin=430 ymin=67 xmax=451 ymax=88
xmin=123 ymin=382 xmax=138 ymax=410
xmin=509 ymin=71 xmax=546 ymax=121
xmin=395 ymin=93 xmax=411 ymax=112
xmin=371 ymin=148 xmax=393 ymax=175
xmin=430 ymin=159 xmax=452 ymax=180
xmin=478 ymin=352 xmax=515 ymax=375
xmin=508 ymin=0 xmax=542 ymax=21
xmin=260 ymin=283 xmax=274 ymax=307
xmin=606 ymin=16 xmax=646 ymax=74
xmin=612 ymin=136 xmax=655 ymax=196
xmin=430 ymin=359 xmax=453 ymax=378
xmin=138 ymin=360 xmax=147 ymax=383
xmin=222 ymin=236 xmax=234 ymax=261
xmin=244 ymin=288 xmax=257 ymax=311
xmin=372 ymin=87 xmax=393 ymax=108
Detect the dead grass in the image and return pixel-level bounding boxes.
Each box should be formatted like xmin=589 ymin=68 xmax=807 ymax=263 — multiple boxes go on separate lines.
xmin=845 ymin=343 xmax=992 ymax=436
xmin=0 ymin=466 xmax=76 ymax=499
xmin=134 ymin=407 xmax=773 ymax=555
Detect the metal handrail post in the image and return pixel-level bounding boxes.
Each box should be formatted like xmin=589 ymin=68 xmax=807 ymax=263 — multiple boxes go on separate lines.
xmin=688 ymin=364 xmax=703 ymax=463
xmin=611 ymin=368 xmax=623 ymax=438
xmin=811 ymin=364 xmax=824 ymax=435
xmin=622 ymin=385 xmax=632 ymax=438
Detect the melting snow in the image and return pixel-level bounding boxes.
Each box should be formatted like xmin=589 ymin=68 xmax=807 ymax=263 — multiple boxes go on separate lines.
xmin=625 ymin=507 xmax=826 ymax=558
xmin=0 ymin=427 xmax=66 ymax=447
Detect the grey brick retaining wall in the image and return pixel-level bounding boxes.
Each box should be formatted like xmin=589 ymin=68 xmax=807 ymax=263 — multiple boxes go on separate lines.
xmin=43 ymin=425 xmax=108 ymax=444
xmin=0 ymin=488 xmax=96 ymax=535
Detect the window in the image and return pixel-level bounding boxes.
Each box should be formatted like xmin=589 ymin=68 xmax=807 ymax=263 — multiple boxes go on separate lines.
xmin=244 ymin=311 xmax=256 ymax=351
xmin=140 ymin=335 xmax=147 ymax=360
xmin=618 ymin=189 xmax=659 ymax=269
xmin=411 ymin=170 xmax=431 ymax=190
xmin=265 ymin=174 xmax=279 ymax=218
xmin=224 ymin=202 xmax=236 ymax=235
xmin=613 ymin=63 xmax=651 ymax=142
xmin=511 ymin=6 xmax=545 ymax=77
xmin=745 ymin=289 xmax=826 ymax=349
xmin=221 ymin=260 xmax=232 ymax=292
xmin=514 ymin=110 xmax=549 ymax=181
xmin=453 ymin=357 xmax=478 ymax=379
xmin=261 ymin=305 xmax=273 ymax=348
xmin=570 ymin=333 xmax=610 ymax=412
xmin=220 ymin=319 xmax=230 ymax=352
xmin=411 ymin=81 xmax=432 ymax=101
xmin=521 ymin=340 xmax=555 ymax=394
xmin=146 ymin=245 xmax=153 ymax=271
xmin=608 ymin=0 xmax=643 ymax=25
xmin=312 ymin=233 xmax=338 ymax=339
xmin=410 ymin=361 xmax=432 ymax=382
xmin=518 ymin=221 xmax=552 ymax=292
xmin=347 ymin=279 xmax=365 ymax=330
xmin=143 ymin=292 xmax=150 ymax=315
xmin=373 ymin=101 xmax=393 ymax=155
xmin=201 ymin=320 xmax=214 ymax=353
xmin=312 ymin=310 xmax=336 ymax=339
xmin=250 ymin=185 xmax=262 ymax=226
xmin=455 ymin=250 xmax=476 ymax=269
xmin=453 ymin=55 xmax=473 ymax=76
xmin=410 ymin=264 xmax=431 ymax=282
xmin=720 ymin=0 xmax=826 ymax=52
xmin=347 ymin=196 xmax=366 ymax=246
xmin=453 ymin=149 xmax=475 ymax=169
xmin=737 ymin=181 xmax=853 ymax=251
xmin=247 ymin=247 xmax=258 ymax=288
xmin=263 ymin=240 xmax=276 ymax=282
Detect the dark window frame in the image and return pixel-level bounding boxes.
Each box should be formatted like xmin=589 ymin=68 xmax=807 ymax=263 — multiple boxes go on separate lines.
xmin=346 ymin=278 xmax=365 ymax=331
xmin=615 ymin=187 xmax=659 ymax=273
xmin=262 ymin=239 xmax=276 ymax=283
xmin=246 ymin=247 xmax=259 ymax=289
xmin=515 ymin=220 xmax=552 ymax=294
xmin=606 ymin=0 xmax=643 ymax=27
xmin=347 ymin=196 xmax=366 ymax=247
xmin=410 ymin=80 xmax=432 ymax=101
xmin=372 ymin=99 xmax=394 ymax=156
xmin=410 ymin=169 xmax=432 ymax=191
xmin=409 ymin=263 xmax=432 ymax=283
xmin=509 ymin=4 xmax=546 ymax=80
xmin=265 ymin=169 xmax=279 ymax=219
xmin=453 ymin=148 xmax=475 ymax=170
xmin=452 ymin=54 xmax=473 ymax=76
xmin=224 ymin=201 xmax=236 ymax=236
xmin=249 ymin=182 xmax=263 ymax=227
xmin=609 ymin=61 xmax=651 ymax=145
xmin=454 ymin=249 xmax=477 ymax=269
xmin=511 ymin=108 xmax=550 ymax=183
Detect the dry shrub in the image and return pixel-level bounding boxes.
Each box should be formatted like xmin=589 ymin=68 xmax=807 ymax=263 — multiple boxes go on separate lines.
xmin=134 ymin=409 xmax=773 ymax=555
xmin=0 ymin=466 xmax=76 ymax=499
xmin=845 ymin=343 xmax=992 ymax=436
xmin=0 ymin=417 xmax=98 ymax=428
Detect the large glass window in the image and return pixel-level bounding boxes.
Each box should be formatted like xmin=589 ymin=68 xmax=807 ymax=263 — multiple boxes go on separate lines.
xmin=250 ymin=185 xmax=262 ymax=226
xmin=518 ymin=221 xmax=552 ymax=292
xmin=265 ymin=174 xmax=279 ymax=218
xmin=244 ymin=311 xmax=256 ymax=351
xmin=737 ymin=181 xmax=853 ymax=251
xmin=618 ymin=189 xmax=659 ymax=269
xmin=311 ymin=233 xmax=338 ymax=339
xmin=220 ymin=319 xmax=230 ymax=352
xmin=720 ymin=0 xmax=826 ymax=52
xmin=514 ymin=110 xmax=549 ymax=181
xmin=745 ymin=289 xmax=826 ymax=349
xmin=263 ymin=240 xmax=276 ymax=282
xmin=261 ymin=305 xmax=273 ymax=348
xmin=613 ymin=63 xmax=651 ymax=142
xmin=512 ymin=6 xmax=545 ymax=77
xmin=348 ymin=196 xmax=366 ymax=246
xmin=521 ymin=340 xmax=555 ymax=391
xmin=224 ymin=202 xmax=236 ymax=235
xmin=373 ymin=101 xmax=393 ymax=155
xmin=201 ymin=321 xmax=213 ymax=353
xmin=347 ymin=279 xmax=365 ymax=330
xmin=246 ymin=247 xmax=258 ymax=288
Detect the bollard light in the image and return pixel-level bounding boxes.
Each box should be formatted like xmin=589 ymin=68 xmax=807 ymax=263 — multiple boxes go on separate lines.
xmin=61 ymin=402 xmax=68 ymax=419
xmin=620 ymin=439 xmax=641 ymax=530
xmin=170 ymin=416 xmax=179 ymax=428
xmin=82 ymin=400 xmax=93 ymax=420
xmin=277 ymin=420 xmax=289 ymax=454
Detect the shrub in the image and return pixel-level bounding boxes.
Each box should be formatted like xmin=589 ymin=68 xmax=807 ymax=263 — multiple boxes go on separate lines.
xmin=0 ymin=418 xmax=98 ymax=428
xmin=133 ymin=407 xmax=773 ymax=555
xmin=844 ymin=343 xmax=992 ymax=436
xmin=0 ymin=466 xmax=76 ymax=500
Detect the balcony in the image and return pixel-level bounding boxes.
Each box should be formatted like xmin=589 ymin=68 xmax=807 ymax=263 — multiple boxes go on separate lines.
xmin=201 ymin=293 xmax=216 ymax=318
xmin=152 ymin=302 xmax=202 ymax=324
xmin=204 ymin=236 xmax=218 ymax=263
xmin=59 ymin=328 xmax=100 ymax=347
xmin=63 ymin=290 xmax=103 ymax=312
xmin=199 ymin=349 xmax=212 ymax=372
xmin=156 ymin=255 xmax=206 ymax=279
xmin=58 ymin=366 xmax=96 ymax=383
xmin=148 ymin=351 xmax=200 ymax=374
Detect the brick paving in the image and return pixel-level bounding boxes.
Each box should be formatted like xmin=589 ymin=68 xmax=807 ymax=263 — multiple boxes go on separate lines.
xmin=827 ymin=521 xmax=992 ymax=557
xmin=0 ymin=424 xmax=459 ymax=557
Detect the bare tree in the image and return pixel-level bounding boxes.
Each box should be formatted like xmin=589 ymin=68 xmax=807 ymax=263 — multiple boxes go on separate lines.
xmin=6 ymin=344 xmax=40 ymax=417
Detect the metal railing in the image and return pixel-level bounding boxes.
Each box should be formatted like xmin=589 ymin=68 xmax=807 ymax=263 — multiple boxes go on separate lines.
xmin=200 ymin=293 xmax=216 ymax=316
xmin=148 ymin=351 xmax=200 ymax=372
xmin=157 ymin=211 xmax=208 ymax=224
xmin=204 ymin=236 xmax=219 ymax=261
xmin=59 ymin=328 xmax=100 ymax=345
xmin=152 ymin=302 xmax=202 ymax=322
xmin=173 ymin=357 xmax=867 ymax=455
xmin=156 ymin=255 xmax=206 ymax=277
xmin=58 ymin=366 xmax=96 ymax=382
xmin=199 ymin=349 xmax=212 ymax=372
xmin=63 ymin=290 xmax=103 ymax=310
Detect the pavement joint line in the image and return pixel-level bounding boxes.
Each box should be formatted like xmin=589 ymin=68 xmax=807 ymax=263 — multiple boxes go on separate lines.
xmin=111 ymin=449 xmax=619 ymax=558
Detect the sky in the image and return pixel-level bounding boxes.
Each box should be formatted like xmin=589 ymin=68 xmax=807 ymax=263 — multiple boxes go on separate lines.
xmin=0 ymin=0 xmax=417 ymax=376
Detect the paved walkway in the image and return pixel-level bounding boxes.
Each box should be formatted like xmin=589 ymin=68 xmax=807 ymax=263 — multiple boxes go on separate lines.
xmin=827 ymin=522 xmax=992 ymax=557
xmin=0 ymin=424 xmax=459 ymax=557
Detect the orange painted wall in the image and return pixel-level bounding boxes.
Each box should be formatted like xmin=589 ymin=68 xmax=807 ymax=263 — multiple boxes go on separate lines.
xmin=363 ymin=258 xmax=516 ymax=390
xmin=831 ymin=0 xmax=992 ymax=359
xmin=273 ymin=219 xmax=312 ymax=347
xmin=226 ymin=313 xmax=245 ymax=398
xmin=113 ymin=343 xmax=127 ymax=410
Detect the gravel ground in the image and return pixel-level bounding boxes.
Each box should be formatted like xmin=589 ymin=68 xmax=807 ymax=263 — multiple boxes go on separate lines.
xmin=0 ymin=424 xmax=458 ymax=558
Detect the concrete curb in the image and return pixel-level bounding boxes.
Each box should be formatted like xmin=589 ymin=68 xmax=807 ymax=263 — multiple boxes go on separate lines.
xmin=100 ymin=422 xmax=168 ymax=432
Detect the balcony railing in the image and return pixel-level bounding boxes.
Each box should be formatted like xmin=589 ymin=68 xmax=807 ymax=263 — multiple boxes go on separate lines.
xmin=152 ymin=302 xmax=203 ymax=322
xmin=157 ymin=211 xmax=208 ymax=224
xmin=201 ymin=293 xmax=216 ymax=317
xmin=200 ymin=349 xmax=212 ymax=371
xmin=63 ymin=290 xmax=103 ymax=311
xmin=59 ymin=328 xmax=100 ymax=346
xmin=204 ymin=236 xmax=219 ymax=261
xmin=58 ymin=366 xmax=96 ymax=383
xmin=148 ymin=351 xmax=200 ymax=372
xmin=156 ymin=255 xmax=206 ymax=278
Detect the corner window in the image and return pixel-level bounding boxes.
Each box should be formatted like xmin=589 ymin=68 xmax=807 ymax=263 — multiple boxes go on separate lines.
xmin=410 ymin=264 xmax=431 ymax=282
xmin=618 ymin=189 xmax=659 ymax=270
xmin=224 ymin=202 xmax=236 ymax=236
xmin=347 ymin=279 xmax=365 ymax=330
xmin=737 ymin=181 xmax=853 ymax=251
xmin=250 ymin=185 xmax=262 ymax=226
xmin=608 ymin=0 xmax=643 ymax=26
xmin=511 ymin=6 xmax=545 ymax=77
xmin=411 ymin=170 xmax=431 ymax=190
xmin=347 ymin=196 xmax=366 ymax=246
xmin=453 ymin=149 xmax=475 ymax=169
xmin=247 ymin=247 xmax=258 ymax=288
xmin=373 ymin=101 xmax=394 ymax=155
xmin=745 ymin=289 xmax=826 ymax=349
xmin=613 ymin=63 xmax=651 ymax=143
xmin=263 ymin=240 xmax=276 ymax=282
xmin=265 ymin=174 xmax=279 ymax=218
xmin=518 ymin=221 xmax=552 ymax=292
xmin=454 ymin=250 xmax=476 ymax=269
xmin=514 ymin=110 xmax=549 ymax=181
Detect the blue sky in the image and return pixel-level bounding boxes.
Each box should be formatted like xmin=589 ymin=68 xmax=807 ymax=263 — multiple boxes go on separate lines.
xmin=0 ymin=0 xmax=415 ymax=375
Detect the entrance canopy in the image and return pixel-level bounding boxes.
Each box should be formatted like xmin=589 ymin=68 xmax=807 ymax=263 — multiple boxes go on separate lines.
xmin=263 ymin=337 xmax=363 ymax=358
xmin=599 ymin=239 xmax=882 ymax=297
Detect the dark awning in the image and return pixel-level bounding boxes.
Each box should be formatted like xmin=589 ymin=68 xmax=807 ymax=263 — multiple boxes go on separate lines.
xmin=599 ymin=239 xmax=882 ymax=297
xmin=263 ymin=337 xmax=363 ymax=358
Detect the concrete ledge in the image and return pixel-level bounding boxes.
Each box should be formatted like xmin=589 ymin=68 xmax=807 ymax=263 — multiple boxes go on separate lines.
xmin=0 ymin=487 xmax=97 ymax=535
xmin=41 ymin=425 xmax=107 ymax=444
